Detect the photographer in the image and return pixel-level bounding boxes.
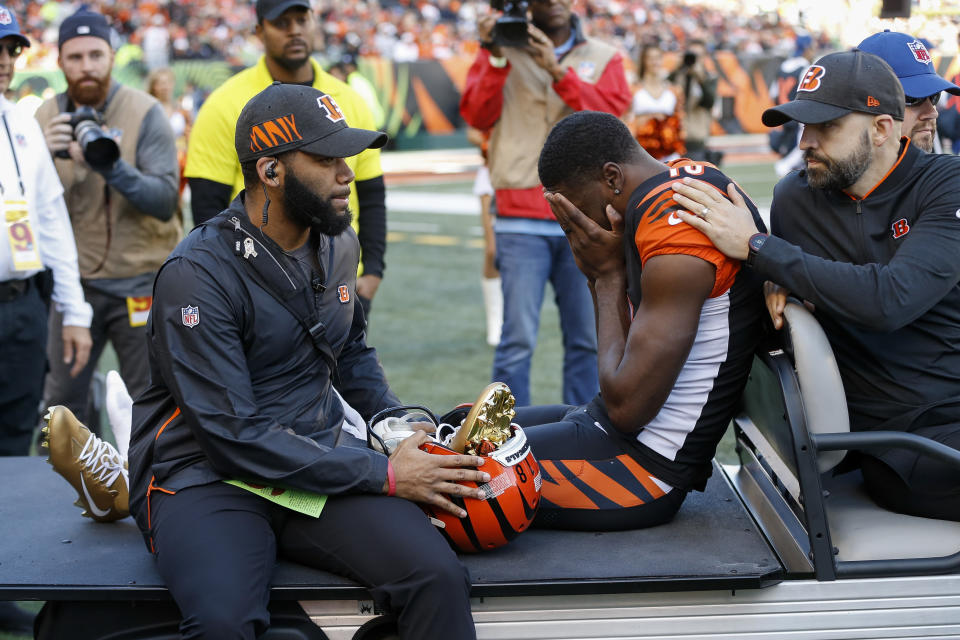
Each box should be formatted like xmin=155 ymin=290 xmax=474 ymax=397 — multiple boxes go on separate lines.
xmin=668 ymin=40 xmax=720 ymax=164
xmin=460 ymin=0 xmax=631 ymax=407
xmin=35 ymin=7 xmax=180 ymax=429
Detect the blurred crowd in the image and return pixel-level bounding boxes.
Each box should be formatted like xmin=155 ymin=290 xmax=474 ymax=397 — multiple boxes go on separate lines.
xmin=3 ymin=1 xmax=957 ymax=75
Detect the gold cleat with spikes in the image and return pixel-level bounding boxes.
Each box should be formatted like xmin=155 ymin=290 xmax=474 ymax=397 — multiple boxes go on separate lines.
xmin=42 ymin=406 xmax=130 ymax=523
xmin=449 ymin=382 xmax=516 ymax=455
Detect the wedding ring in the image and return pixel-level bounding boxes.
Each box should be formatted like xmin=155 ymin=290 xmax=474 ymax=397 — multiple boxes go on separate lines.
xmin=700 ymin=206 xmax=710 ymax=219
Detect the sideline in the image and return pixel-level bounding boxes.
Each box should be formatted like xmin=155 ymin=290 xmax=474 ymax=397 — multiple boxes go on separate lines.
xmin=382 ymin=134 xmax=777 ymax=186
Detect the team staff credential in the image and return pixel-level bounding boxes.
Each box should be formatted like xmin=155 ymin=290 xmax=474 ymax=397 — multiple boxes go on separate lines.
xmin=129 ymin=83 xmax=485 ymax=640
xmin=185 ymin=0 xmax=386 ymax=314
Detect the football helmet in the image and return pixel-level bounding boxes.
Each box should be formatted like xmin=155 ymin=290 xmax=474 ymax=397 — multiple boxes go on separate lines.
xmin=421 ymin=383 xmax=542 ymax=552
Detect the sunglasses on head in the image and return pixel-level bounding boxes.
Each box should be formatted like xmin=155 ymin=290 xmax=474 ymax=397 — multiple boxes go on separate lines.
xmin=0 ymin=43 xmax=22 ymax=57
xmin=904 ymin=91 xmax=941 ymax=107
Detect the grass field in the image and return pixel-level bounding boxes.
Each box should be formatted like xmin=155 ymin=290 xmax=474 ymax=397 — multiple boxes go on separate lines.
xmin=0 ymin=159 xmax=779 ymax=639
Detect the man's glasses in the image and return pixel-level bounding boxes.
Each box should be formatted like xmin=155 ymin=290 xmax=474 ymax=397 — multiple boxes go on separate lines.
xmin=0 ymin=43 xmax=22 ymax=58
xmin=905 ymin=91 xmax=941 ymax=107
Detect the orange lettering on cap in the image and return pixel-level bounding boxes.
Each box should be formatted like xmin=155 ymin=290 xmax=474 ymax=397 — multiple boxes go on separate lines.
xmin=867 ymin=96 xmax=880 ymax=107
xmin=248 ymin=114 xmax=304 ymax=153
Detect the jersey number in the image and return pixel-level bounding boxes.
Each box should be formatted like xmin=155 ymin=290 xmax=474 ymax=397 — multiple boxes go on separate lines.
xmin=668 ymin=164 xmax=705 ymax=178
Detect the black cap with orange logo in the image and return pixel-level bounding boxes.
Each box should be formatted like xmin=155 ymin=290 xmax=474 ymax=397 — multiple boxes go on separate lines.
xmin=762 ymin=50 xmax=905 ymax=127
xmin=235 ymin=82 xmax=387 ymax=164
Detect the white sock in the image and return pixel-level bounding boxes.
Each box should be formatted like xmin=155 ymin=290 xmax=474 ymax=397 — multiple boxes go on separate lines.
xmin=105 ymin=370 xmax=133 ymax=459
xmin=482 ymin=277 xmax=503 ymax=347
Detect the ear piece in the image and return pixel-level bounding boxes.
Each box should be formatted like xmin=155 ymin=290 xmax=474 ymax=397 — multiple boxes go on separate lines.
xmin=265 ymin=161 xmax=278 ymax=180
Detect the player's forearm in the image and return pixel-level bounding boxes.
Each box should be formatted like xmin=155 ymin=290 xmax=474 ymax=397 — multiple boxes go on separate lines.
xmin=592 ymin=272 xmax=631 ymax=399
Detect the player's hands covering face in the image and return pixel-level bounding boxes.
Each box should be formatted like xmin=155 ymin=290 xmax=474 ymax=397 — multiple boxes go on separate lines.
xmin=545 ymin=191 xmax=625 ymax=284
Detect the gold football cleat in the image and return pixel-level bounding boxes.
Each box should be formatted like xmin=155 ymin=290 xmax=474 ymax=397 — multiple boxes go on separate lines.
xmin=42 ymin=406 xmax=129 ymax=522
xmin=449 ymin=382 xmax=516 ymax=455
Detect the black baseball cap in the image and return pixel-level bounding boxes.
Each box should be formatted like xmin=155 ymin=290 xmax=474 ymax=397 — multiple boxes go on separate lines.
xmin=235 ymin=82 xmax=387 ymax=164
xmin=762 ymin=50 xmax=904 ymax=127
xmin=58 ymin=6 xmax=113 ymax=49
xmin=256 ymin=0 xmax=311 ymax=22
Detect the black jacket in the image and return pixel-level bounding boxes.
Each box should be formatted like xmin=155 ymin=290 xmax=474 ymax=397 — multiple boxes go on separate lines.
xmin=755 ymin=141 xmax=960 ymax=443
xmin=128 ymin=194 xmax=399 ymax=540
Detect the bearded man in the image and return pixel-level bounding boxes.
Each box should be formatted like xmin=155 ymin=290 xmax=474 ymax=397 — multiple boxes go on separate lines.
xmin=671 ymin=50 xmax=960 ymax=522
xmin=858 ymin=30 xmax=960 ymax=153
xmin=35 ymin=6 xmax=180 ymax=429
xmin=127 ymin=83 xmax=485 ymax=640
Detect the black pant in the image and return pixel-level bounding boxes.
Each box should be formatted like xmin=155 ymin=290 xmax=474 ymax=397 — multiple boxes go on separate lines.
xmin=150 ymin=482 xmax=476 ymax=640
xmin=516 ymin=404 xmax=687 ymax=531
xmin=43 ymin=283 xmax=152 ymax=432
xmin=861 ymin=423 xmax=960 ymax=521
xmin=0 ymin=283 xmax=48 ymax=456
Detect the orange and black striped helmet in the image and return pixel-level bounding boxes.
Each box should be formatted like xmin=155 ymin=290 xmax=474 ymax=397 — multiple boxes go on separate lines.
xmin=420 ymin=425 xmax=541 ymax=553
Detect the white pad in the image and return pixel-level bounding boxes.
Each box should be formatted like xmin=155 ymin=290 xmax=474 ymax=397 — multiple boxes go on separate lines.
xmin=104 ymin=370 xmax=132 ymax=459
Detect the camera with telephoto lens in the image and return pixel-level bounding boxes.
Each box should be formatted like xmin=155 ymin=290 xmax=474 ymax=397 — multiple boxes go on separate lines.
xmin=682 ymin=51 xmax=697 ymax=68
xmin=489 ymin=0 xmax=530 ymax=48
xmin=54 ymin=105 xmax=120 ymax=171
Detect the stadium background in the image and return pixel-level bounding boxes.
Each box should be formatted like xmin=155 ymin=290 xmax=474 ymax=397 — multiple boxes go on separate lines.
xmin=5 ymin=0 xmax=960 ymax=146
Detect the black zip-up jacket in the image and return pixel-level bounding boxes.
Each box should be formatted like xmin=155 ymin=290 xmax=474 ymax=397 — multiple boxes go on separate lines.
xmin=128 ymin=194 xmax=399 ymax=541
xmin=752 ymin=141 xmax=960 ymax=466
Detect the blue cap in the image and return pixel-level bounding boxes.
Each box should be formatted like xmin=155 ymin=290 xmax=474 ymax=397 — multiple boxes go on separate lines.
xmin=58 ymin=5 xmax=113 ymax=49
xmin=0 ymin=5 xmax=30 ymax=48
xmin=794 ymin=34 xmax=813 ymax=57
xmin=857 ymin=30 xmax=960 ymax=99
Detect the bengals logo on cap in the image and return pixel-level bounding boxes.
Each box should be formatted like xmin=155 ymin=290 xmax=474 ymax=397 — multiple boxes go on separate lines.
xmin=249 ymin=114 xmax=303 ymax=153
xmin=317 ymin=94 xmax=345 ymax=123
xmin=798 ymin=65 xmax=825 ymax=92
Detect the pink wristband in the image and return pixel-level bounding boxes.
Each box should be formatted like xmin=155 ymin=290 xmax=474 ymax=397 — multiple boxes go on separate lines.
xmin=386 ymin=460 xmax=397 ymax=497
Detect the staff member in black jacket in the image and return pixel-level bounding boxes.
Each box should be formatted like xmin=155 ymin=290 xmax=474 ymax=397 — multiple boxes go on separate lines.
xmin=128 ymin=83 xmax=486 ymax=640
xmin=670 ymin=50 xmax=960 ymax=522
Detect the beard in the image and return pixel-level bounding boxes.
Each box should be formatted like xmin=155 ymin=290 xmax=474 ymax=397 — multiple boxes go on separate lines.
xmin=909 ymin=122 xmax=934 ymax=152
xmin=67 ymin=75 xmax=111 ymax=106
xmin=270 ymin=40 xmax=311 ymax=72
xmin=283 ymin=169 xmax=353 ymax=237
xmin=804 ymin=129 xmax=872 ymax=191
